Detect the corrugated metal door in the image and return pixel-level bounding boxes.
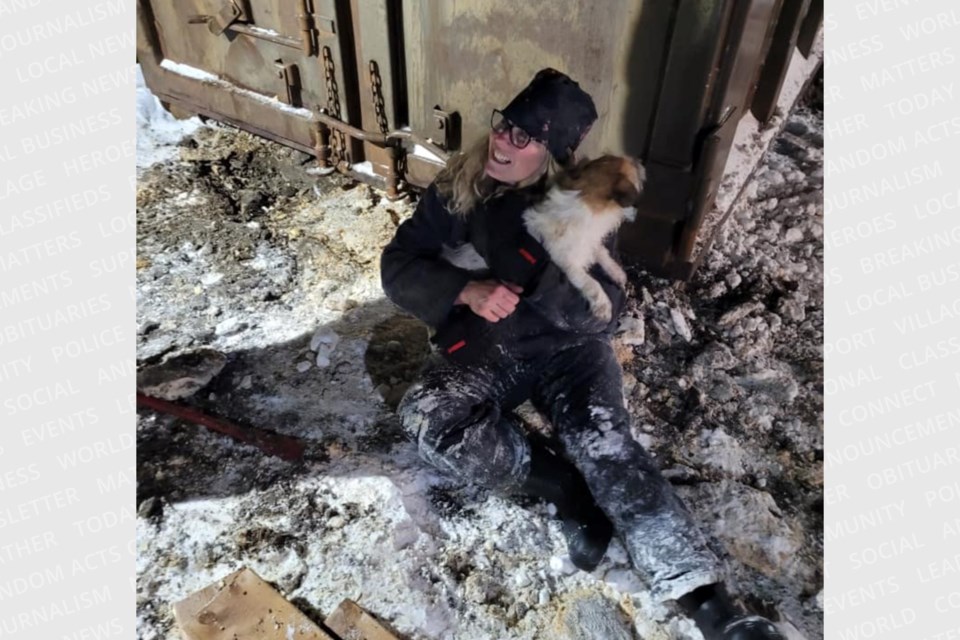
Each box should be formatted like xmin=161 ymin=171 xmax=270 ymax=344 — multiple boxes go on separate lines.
xmin=138 ymin=0 xmax=822 ymax=279
xmin=677 ymin=0 xmax=786 ymax=276
xmin=137 ymin=0 xmax=357 ymax=159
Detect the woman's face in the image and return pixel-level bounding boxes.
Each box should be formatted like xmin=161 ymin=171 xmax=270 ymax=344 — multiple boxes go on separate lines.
xmin=484 ymin=125 xmax=549 ymax=184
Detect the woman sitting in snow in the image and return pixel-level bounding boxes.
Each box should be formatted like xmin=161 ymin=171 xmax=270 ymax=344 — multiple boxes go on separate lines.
xmin=380 ymin=68 xmax=784 ymax=640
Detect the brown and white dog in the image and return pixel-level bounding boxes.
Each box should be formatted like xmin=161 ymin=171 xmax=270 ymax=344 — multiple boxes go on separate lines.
xmin=522 ymin=155 xmax=645 ymax=322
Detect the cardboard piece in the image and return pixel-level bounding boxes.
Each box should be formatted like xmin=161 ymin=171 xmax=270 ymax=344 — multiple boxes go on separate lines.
xmin=173 ymin=568 xmax=335 ymax=640
xmin=324 ymin=599 xmax=401 ymax=640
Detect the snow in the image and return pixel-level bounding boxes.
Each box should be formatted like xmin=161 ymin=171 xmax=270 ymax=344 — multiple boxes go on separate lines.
xmin=351 ymin=161 xmax=377 ymax=178
xmin=245 ymin=25 xmax=282 ymax=38
xmin=159 ymin=58 xmax=315 ymax=119
xmin=159 ymin=58 xmax=219 ymax=82
xmin=136 ymin=64 xmax=203 ymax=169
xmin=413 ymin=143 xmax=444 ymax=163
xmin=309 ymin=328 xmax=338 ymax=351
xmin=669 ymin=308 xmax=692 ymax=343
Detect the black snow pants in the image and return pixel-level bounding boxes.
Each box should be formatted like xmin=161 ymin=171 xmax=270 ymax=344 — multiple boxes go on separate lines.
xmin=397 ymin=337 xmax=722 ymax=602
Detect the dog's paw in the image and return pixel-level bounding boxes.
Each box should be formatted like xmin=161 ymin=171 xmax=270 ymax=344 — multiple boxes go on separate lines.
xmin=608 ymin=264 xmax=628 ymax=287
xmin=588 ymin=292 xmax=613 ymax=322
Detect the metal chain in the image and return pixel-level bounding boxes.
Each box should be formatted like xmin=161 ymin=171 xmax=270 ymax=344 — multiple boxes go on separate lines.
xmin=322 ymin=46 xmax=347 ymax=165
xmin=368 ymin=60 xmax=406 ymax=180
xmin=369 ymin=60 xmax=389 ymax=135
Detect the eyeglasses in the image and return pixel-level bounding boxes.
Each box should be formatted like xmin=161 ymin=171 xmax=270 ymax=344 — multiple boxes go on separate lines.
xmin=491 ymin=109 xmax=534 ymax=149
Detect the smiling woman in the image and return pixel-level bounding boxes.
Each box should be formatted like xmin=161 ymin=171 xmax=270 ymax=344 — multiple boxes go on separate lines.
xmin=380 ymin=68 xmax=787 ymax=640
xmin=485 ymin=109 xmax=548 ymax=183
xmin=433 ymin=69 xmax=595 ymax=220
xmin=486 ymin=126 xmax=546 ymax=182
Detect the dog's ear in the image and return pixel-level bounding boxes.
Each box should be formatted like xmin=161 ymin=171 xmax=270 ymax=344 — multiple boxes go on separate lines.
xmin=613 ymin=176 xmax=641 ymax=207
xmin=565 ymin=157 xmax=590 ymax=180
xmin=633 ymin=159 xmax=647 ymax=191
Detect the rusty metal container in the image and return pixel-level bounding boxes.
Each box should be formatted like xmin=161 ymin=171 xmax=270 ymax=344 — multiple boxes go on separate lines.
xmin=137 ymin=0 xmax=823 ymax=278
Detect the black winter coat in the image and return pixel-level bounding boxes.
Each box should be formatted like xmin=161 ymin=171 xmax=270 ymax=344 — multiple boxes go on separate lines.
xmin=380 ymin=182 xmax=626 ymax=361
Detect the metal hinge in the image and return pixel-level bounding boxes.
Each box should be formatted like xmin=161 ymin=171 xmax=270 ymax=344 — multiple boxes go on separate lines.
xmin=208 ymin=1 xmax=243 ymax=35
xmin=275 ymin=61 xmax=302 ymax=107
xmin=298 ymin=0 xmax=336 ymax=56
xmin=298 ymin=0 xmax=316 ymax=55
xmin=431 ymin=107 xmax=460 ymax=152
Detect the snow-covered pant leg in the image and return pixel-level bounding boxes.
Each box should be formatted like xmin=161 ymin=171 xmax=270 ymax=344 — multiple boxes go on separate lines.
xmin=398 ymin=356 xmax=533 ymax=492
xmin=532 ymin=339 xmax=722 ymax=602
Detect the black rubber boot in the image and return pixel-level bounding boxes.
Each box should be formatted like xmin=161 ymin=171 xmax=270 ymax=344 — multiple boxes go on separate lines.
xmin=679 ymin=584 xmax=786 ymax=640
xmin=520 ymin=442 xmax=613 ymax=571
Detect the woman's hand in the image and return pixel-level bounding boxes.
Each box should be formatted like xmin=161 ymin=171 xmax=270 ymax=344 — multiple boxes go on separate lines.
xmin=456 ymin=280 xmax=524 ymax=322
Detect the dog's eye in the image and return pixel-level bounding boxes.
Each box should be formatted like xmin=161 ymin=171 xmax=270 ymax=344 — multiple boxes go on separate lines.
xmin=614 ymin=183 xmax=640 ymax=207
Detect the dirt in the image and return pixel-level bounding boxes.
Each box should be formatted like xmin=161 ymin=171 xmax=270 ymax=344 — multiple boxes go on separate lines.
xmin=136 ymin=89 xmax=823 ymax=639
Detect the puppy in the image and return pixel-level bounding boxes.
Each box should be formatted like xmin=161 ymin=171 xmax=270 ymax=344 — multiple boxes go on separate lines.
xmin=522 ymin=155 xmax=645 ymax=322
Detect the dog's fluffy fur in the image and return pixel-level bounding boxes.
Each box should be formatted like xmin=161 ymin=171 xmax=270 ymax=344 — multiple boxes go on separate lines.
xmin=522 ymin=155 xmax=645 ymax=321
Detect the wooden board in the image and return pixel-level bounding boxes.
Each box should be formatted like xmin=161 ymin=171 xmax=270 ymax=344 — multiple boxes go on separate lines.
xmin=173 ymin=567 xmax=336 ymax=640
xmin=324 ymin=599 xmax=401 ymax=640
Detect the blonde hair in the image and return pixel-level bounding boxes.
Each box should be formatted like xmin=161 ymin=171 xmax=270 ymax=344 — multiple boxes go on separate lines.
xmin=435 ymin=136 xmax=569 ymax=217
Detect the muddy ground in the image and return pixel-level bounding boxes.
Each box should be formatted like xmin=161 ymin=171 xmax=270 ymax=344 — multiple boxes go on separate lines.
xmin=136 ymin=84 xmax=823 ymax=640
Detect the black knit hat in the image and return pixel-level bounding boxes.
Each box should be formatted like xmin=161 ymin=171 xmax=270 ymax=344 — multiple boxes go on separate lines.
xmin=500 ymin=68 xmax=598 ymax=164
